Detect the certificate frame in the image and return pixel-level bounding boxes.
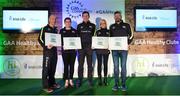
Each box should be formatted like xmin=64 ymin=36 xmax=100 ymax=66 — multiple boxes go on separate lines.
xmin=63 ymin=37 xmax=82 ymax=50
xmin=108 ymin=37 xmax=128 ymax=50
xmin=92 ymin=37 xmax=109 ymax=49
xmin=45 ymin=33 xmax=61 ymax=46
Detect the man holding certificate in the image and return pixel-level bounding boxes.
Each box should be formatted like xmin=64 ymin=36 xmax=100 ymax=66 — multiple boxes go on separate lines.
xmin=76 ymin=11 xmax=96 ymax=88
xmin=60 ymin=17 xmax=78 ymax=88
xmin=110 ymin=11 xmax=133 ymax=91
xmin=38 ymin=15 xmax=60 ymax=93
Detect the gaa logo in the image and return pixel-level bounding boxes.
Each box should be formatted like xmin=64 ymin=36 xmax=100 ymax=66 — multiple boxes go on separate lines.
xmin=66 ymin=0 xmax=85 ymax=19
xmin=3 ymin=58 xmax=21 ymax=76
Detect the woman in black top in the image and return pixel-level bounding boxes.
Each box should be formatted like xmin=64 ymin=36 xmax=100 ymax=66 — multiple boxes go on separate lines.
xmin=95 ymin=19 xmax=110 ymax=86
xmin=60 ymin=17 xmax=78 ymax=88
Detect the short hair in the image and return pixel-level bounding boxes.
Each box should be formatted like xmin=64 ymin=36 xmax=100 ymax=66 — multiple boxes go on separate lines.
xmin=114 ymin=11 xmax=121 ymax=15
xmin=48 ymin=14 xmax=56 ymax=18
xmin=64 ymin=17 xmax=71 ymax=22
xmin=82 ymin=11 xmax=90 ymax=17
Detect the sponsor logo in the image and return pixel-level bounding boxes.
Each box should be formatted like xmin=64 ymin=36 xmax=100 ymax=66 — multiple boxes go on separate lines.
xmin=9 ymin=16 xmax=26 ymax=21
xmin=3 ymin=58 xmax=21 ymax=76
xmin=142 ymin=15 xmax=157 ymax=20
xmin=24 ymin=64 xmax=42 ymax=69
xmin=132 ymin=57 xmax=149 ymax=74
xmin=66 ymin=0 xmax=86 ymax=19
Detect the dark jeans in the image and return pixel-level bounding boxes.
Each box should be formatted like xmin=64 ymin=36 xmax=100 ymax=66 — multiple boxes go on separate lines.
xmin=96 ymin=54 xmax=109 ymax=78
xmin=62 ymin=52 xmax=76 ymax=80
xmin=112 ymin=50 xmax=128 ymax=87
xmin=78 ymin=47 xmax=93 ymax=82
xmin=42 ymin=49 xmax=57 ymax=88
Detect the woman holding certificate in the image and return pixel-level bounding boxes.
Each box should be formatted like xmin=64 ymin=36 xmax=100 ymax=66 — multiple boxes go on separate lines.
xmin=60 ymin=17 xmax=78 ymax=88
xmin=94 ymin=19 xmax=110 ymax=86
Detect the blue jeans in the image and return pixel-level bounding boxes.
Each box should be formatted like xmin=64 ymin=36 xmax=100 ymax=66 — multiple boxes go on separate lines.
xmin=112 ymin=50 xmax=128 ymax=87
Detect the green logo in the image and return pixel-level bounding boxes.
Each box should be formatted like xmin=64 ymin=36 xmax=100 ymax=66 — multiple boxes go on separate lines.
xmin=3 ymin=58 xmax=21 ymax=77
xmin=132 ymin=57 xmax=149 ymax=73
xmin=50 ymin=35 xmax=57 ymax=43
xmin=115 ymin=42 xmax=121 ymax=46
xmin=98 ymin=41 xmax=103 ymax=46
xmin=70 ymin=42 xmax=75 ymax=46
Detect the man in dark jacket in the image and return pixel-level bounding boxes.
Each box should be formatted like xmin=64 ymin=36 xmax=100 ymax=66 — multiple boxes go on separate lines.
xmin=76 ymin=11 xmax=96 ymax=88
xmin=110 ymin=11 xmax=133 ymax=91
xmin=38 ymin=15 xmax=60 ymax=93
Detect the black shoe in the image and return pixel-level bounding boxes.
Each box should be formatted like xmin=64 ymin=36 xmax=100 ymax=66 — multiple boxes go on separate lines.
xmin=104 ymin=77 xmax=108 ymax=86
xmin=88 ymin=80 xmax=93 ymax=87
xmin=98 ymin=81 xmax=103 ymax=86
xmin=112 ymin=85 xmax=119 ymax=91
xmin=76 ymin=79 xmax=81 ymax=88
xmin=120 ymin=86 xmax=127 ymax=91
xmin=98 ymin=77 xmax=102 ymax=86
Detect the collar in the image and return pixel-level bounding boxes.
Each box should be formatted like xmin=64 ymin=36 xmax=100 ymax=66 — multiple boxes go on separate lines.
xmin=82 ymin=21 xmax=91 ymax=24
xmin=115 ymin=20 xmax=123 ymax=25
xmin=47 ymin=24 xmax=56 ymax=29
xmin=64 ymin=27 xmax=72 ymax=30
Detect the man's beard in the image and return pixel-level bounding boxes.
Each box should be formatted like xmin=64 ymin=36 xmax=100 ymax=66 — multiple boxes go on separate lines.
xmin=115 ymin=19 xmax=121 ymax=22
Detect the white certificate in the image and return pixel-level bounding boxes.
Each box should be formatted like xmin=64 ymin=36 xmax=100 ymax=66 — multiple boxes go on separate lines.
xmin=92 ymin=37 xmax=109 ymax=49
xmin=45 ymin=33 xmax=61 ymax=46
xmin=63 ymin=37 xmax=82 ymax=50
xmin=109 ymin=37 xmax=128 ymax=50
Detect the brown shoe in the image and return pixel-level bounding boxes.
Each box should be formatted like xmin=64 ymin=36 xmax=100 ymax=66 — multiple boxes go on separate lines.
xmin=43 ymin=88 xmax=54 ymax=93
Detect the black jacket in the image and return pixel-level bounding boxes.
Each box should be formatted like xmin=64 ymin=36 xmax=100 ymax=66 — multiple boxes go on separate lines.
xmin=38 ymin=24 xmax=58 ymax=51
xmin=109 ymin=21 xmax=133 ymax=44
xmin=95 ymin=28 xmax=110 ymax=54
xmin=60 ymin=27 xmax=78 ymax=53
xmin=77 ymin=21 xmax=96 ymax=48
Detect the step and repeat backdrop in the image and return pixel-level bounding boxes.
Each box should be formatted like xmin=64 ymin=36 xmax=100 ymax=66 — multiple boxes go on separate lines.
xmin=0 ymin=0 xmax=180 ymax=78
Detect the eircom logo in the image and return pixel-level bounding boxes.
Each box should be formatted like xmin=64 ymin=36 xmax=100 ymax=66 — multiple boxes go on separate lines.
xmin=66 ymin=0 xmax=86 ymax=19
xmin=3 ymin=58 xmax=21 ymax=77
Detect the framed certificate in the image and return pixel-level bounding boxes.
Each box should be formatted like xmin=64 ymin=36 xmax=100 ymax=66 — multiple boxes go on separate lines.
xmin=45 ymin=33 xmax=61 ymax=46
xmin=92 ymin=37 xmax=109 ymax=49
xmin=109 ymin=37 xmax=128 ymax=50
xmin=63 ymin=37 xmax=82 ymax=50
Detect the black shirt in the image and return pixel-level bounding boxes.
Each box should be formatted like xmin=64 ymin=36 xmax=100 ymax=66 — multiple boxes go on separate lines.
xmin=77 ymin=21 xmax=96 ymax=48
xmin=110 ymin=21 xmax=133 ymax=44
xmin=95 ymin=28 xmax=110 ymax=54
xmin=60 ymin=27 xmax=78 ymax=52
xmin=38 ymin=24 xmax=58 ymax=51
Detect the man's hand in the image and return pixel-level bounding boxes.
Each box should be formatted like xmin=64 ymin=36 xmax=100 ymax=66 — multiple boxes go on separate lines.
xmin=47 ymin=44 xmax=53 ymax=49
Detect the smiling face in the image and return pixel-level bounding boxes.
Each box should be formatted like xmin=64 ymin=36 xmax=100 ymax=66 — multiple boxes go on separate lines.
xmin=49 ymin=15 xmax=56 ymax=26
xmin=64 ymin=19 xmax=71 ymax=28
xmin=114 ymin=12 xmax=122 ymax=22
xmin=100 ymin=19 xmax=107 ymax=29
xmin=82 ymin=13 xmax=90 ymax=23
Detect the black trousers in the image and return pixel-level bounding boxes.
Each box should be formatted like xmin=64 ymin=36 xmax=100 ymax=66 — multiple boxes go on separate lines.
xmin=62 ymin=51 xmax=76 ymax=80
xmin=78 ymin=46 xmax=93 ymax=81
xmin=96 ymin=54 xmax=109 ymax=78
xmin=42 ymin=49 xmax=57 ymax=89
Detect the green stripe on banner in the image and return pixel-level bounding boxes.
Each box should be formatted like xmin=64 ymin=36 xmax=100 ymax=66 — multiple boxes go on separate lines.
xmin=0 ymin=56 xmax=4 ymax=73
xmin=0 ymin=32 xmax=5 ymax=73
